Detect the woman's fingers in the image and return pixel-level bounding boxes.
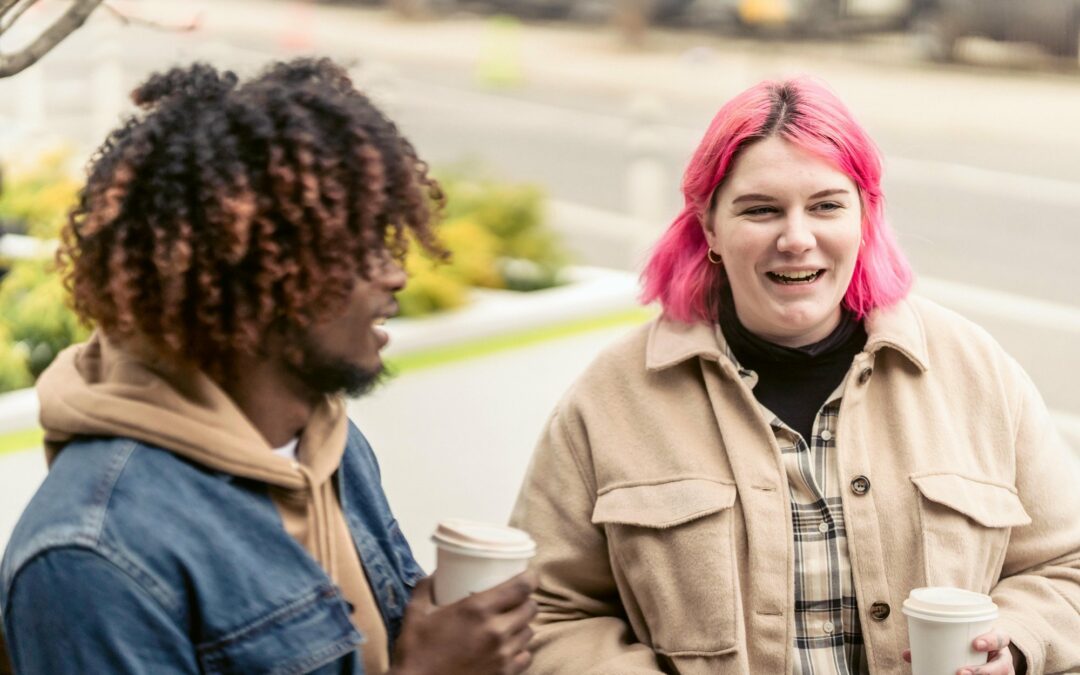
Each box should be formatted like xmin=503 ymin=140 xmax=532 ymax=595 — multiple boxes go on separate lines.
xmin=972 ymin=629 xmax=1010 ymax=653
xmin=957 ymin=630 xmax=1014 ymax=675
xmin=957 ymin=647 xmax=1013 ymax=675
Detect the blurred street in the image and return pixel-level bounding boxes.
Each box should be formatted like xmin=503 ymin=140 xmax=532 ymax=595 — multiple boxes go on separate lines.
xmin=1 ymin=0 xmax=1077 ymax=425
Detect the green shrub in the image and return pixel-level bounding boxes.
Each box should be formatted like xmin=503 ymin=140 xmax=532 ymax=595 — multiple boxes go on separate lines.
xmin=396 ymin=255 xmax=470 ymax=317
xmin=0 ymin=260 xmax=89 ymax=382
xmin=0 ymin=159 xmax=569 ymax=392
xmin=0 ymin=147 xmax=80 ymax=239
xmin=440 ymin=173 xmax=565 ymax=271
xmin=0 ymin=326 xmax=33 ymax=392
xmin=395 ymin=172 xmax=567 ymax=316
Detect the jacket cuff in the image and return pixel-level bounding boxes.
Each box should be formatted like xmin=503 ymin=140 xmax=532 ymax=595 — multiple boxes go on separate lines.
xmin=994 ymin=615 xmax=1043 ymax=675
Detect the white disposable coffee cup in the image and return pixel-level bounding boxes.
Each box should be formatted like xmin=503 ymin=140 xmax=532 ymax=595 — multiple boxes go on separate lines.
xmin=902 ymin=587 xmax=998 ymax=675
xmin=431 ymin=519 xmax=537 ymax=606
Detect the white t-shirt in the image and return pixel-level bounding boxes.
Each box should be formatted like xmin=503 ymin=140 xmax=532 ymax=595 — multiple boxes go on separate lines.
xmin=272 ymin=438 xmax=300 ymax=462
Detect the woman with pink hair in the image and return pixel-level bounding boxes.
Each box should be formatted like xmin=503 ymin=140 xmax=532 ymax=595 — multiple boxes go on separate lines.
xmin=511 ymin=78 xmax=1079 ymax=674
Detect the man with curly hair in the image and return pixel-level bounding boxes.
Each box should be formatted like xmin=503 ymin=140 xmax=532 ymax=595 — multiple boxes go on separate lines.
xmin=0 ymin=59 xmax=537 ymax=674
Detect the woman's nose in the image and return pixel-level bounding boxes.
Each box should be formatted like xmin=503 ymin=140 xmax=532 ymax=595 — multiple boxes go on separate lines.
xmin=777 ymin=214 xmax=816 ymax=254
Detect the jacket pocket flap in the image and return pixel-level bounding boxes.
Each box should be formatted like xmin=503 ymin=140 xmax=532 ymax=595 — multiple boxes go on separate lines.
xmin=911 ymin=473 xmax=1031 ymax=528
xmin=592 ymin=479 xmax=737 ymax=529
xmin=197 ymin=585 xmax=360 ymax=675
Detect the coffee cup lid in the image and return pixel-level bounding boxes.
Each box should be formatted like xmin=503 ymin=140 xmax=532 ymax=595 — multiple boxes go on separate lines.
xmin=432 ymin=519 xmax=537 ymax=559
xmin=902 ymin=587 xmax=998 ymax=623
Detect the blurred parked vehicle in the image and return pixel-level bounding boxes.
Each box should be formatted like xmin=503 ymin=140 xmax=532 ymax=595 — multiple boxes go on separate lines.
xmin=733 ymin=0 xmax=919 ymax=34
xmin=338 ymin=0 xmax=696 ymax=21
xmin=333 ymin=0 xmax=922 ymax=31
xmin=913 ymin=0 xmax=1080 ymax=63
xmin=460 ymin=0 xmax=697 ymax=22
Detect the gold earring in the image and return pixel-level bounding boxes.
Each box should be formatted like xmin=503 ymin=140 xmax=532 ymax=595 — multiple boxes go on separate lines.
xmin=707 ymin=249 xmax=723 ymax=265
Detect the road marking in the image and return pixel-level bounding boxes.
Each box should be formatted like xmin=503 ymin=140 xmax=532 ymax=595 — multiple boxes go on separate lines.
xmin=887 ymin=156 xmax=1080 ymax=206
xmin=916 ymin=276 xmax=1080 ymax=334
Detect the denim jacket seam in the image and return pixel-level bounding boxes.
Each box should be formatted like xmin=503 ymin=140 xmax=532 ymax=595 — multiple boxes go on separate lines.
xmin=84 ymin=439 xmax=141 ymax=544
xmin=93 ymin=541 xmax=183 ymax=617
xmin=4 ymin=544 xmax=185 ymax=633
xmin=197 ymin=583 xmax=345 ymax=656
xmin=269 ymin=636 xmax=363 ymax=675
xmin=1 ymin=440 xmax=143 ymax=604
xmin=84 ymin=440 xmax=185 ymax=616
xmin=339 ymin=424 xmax=419 ymax=651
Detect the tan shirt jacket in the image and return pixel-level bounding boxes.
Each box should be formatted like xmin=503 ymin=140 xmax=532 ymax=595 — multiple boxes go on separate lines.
xmin=510 ymin=296 xmax=1080 ymax=674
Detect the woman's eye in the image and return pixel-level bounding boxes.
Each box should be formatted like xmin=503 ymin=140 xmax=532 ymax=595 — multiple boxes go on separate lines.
xmin=742 ymin=206 xmax=778 ymax=217
xmin=813 ymin=201 xmax=843 ymax=213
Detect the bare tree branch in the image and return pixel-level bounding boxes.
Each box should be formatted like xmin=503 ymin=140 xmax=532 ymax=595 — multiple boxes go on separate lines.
xmin=0 ymin=0 xmax=105 ymax=78
xmin=101 ymin=2 xmax=200 ymax=33
xmin=0 ymin=0 xmax=27 ymax=21
xmin=0 ymin=0 xmax=36 ymax=32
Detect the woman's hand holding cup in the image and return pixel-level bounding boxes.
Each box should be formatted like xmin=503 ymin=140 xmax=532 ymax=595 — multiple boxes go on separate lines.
xmin=902 ymin=626 xmax=1026 ymax=675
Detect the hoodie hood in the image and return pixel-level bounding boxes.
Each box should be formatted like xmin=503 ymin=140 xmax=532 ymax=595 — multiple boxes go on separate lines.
xmin=36 ymin=332 xmax=346 ymax=491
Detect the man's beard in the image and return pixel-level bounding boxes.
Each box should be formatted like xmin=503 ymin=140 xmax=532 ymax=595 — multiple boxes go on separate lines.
xmin=285 ymin=335 xmax=388 ymax=398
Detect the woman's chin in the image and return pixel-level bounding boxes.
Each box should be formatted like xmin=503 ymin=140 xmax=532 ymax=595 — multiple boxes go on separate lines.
xmin=757 ymin=307 xmax=842 ymax=346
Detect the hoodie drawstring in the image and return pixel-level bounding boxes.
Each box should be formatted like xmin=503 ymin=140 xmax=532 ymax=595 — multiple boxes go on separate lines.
xmin=296 ymin=463 xmax=337 ymax=581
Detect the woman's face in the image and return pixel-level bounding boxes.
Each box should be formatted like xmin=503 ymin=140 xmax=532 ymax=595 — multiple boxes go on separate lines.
xmin=704 ymin=136 xmax=863 ymax=348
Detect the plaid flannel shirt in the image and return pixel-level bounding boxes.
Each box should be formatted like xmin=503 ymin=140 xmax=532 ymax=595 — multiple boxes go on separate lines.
xmin=721 ymin=337 xmax=869 ymax=675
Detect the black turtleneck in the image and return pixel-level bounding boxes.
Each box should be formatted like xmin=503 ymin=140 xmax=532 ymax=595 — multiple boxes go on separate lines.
xmin=718 ymin=286 xmax=868 ymax=445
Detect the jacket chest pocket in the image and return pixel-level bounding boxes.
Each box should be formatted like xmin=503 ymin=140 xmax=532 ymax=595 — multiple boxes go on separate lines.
xmin=911 ymin=473 xmax=1031 ymax=590
xmin=197 ymin=585 xmax=362 ymax=675
xmin=591 ymin=478 xmax=739 ymax=656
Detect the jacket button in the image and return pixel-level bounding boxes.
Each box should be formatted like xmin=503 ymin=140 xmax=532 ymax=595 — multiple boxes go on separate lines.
xmin=851 ymin=475 xmax=871 ymax=495
xmin=858 ymin=367 xmax=873 ymax=385
xmin=870 ymin=602 xmax=891 ymax=621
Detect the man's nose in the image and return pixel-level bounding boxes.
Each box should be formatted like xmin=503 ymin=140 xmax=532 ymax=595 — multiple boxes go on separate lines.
xmin=379 ymin=256 xmax=407 ymax=292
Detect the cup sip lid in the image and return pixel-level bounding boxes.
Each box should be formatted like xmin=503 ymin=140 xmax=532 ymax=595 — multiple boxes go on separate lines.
xmin=902 ymin=587 xmax=998 ymax=623
xmin=432 ymin=519 xmax=537 ymax=559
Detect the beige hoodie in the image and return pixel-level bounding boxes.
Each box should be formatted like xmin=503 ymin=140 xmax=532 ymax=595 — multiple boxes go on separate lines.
xmin=36 ymin=333 xmax=389 ymax=674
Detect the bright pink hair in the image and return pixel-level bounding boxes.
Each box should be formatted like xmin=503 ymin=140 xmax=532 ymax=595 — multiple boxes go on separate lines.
xmin=640 ymin=77 xmax=913 ymax=323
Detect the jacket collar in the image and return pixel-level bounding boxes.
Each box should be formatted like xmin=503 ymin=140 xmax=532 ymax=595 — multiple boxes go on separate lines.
xmin=646 ymin=296 xmax=929 ymax=373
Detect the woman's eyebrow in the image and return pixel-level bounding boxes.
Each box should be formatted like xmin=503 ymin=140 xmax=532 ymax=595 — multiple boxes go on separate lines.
xmin=730 ymin=188 xmax=851 ymax=205
xmin=731 ymin=193 xmax=777 ymax=204
xmin=808 ymin=188 xmax=851 ymax=199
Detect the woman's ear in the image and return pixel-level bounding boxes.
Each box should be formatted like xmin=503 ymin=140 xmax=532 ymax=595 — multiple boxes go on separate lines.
xmin=700 ymin=212 xmax=718 ymax=251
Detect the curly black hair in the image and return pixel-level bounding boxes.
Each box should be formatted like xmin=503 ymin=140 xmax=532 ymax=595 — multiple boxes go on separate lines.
xmin=59 ymin=58 xmax=446 ymax=377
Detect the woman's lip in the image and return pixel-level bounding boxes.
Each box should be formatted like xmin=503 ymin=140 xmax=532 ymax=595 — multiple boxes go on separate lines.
xmin=766 ymin=267 xmax=826 ymax=275
xmin=763 ymin=271 xmax=826 ymax=293
xmin=766 ymin=269 xmax=825 ymax=283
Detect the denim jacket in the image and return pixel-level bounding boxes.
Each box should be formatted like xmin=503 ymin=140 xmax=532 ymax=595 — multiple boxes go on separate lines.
xmin=0 ymin=423 xmax=423 ymax=674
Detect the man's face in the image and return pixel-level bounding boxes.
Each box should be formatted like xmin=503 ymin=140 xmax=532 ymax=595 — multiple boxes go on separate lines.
xmin=286 ymin=249 xmax=407 ymax=397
